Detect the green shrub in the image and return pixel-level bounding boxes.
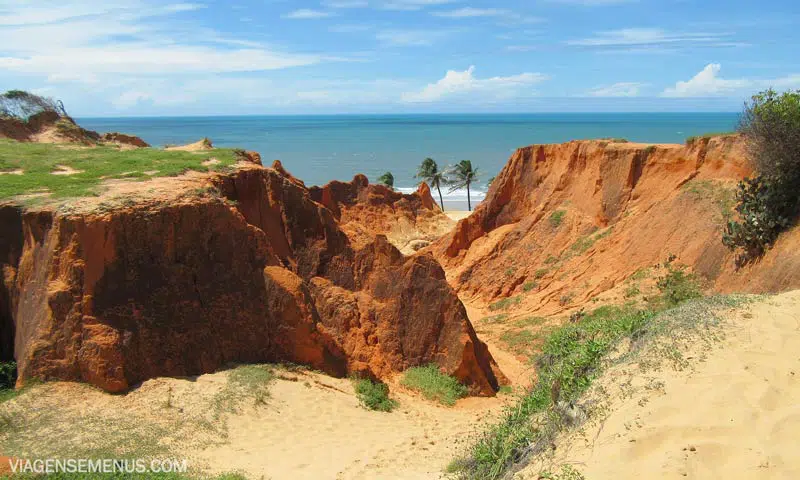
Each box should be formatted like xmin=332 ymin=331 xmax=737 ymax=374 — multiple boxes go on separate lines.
xmin=401 ymin=364 xmax=468 ymax=406
xmin=549 ymin=210 xmax=566 ymax=228
xmin=522 ymin=281 xmax=537 ymax=292
xmin=624 ymin=284 xmax=641 ymax=298
xmin=653 ymin=261 xmax=702 ymax=309
xmin=724 ymin=89 xmax=800 ymax=265
xmin=354 ymin=378 xmax=397 ymax=412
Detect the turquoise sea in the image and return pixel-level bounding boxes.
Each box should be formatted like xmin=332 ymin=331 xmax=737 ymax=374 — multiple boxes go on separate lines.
xmin=78 ymin=113 xmax=738 ymax=207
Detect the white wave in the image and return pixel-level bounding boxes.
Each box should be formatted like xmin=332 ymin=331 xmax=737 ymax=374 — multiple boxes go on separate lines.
xmin=396 ymin=186 xmax=486 ymax=200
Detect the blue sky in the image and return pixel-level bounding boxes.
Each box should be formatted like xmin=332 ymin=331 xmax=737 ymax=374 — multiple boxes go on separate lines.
xmin=1 ymin=0 xmax=798 ymax=116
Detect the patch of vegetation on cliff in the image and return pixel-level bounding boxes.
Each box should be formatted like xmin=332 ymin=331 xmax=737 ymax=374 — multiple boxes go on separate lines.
xmin=685 ymin=131 xmax=735 ymax=144
xmin=488 ymin=295 xmax=522 ymax=312
xmin=401 ymin=364 xmax=468 ymax=406
xmin=723 ymin=89 xmax=800 ymax=265
xmin=449 ymin=261 xmax=724 ymax=480
xmin=0 ymin=139 xmax=239 ymax=200
xmin=353 ymin=378 xmax=398 ymax=412
xmin=682 ymin=179 xmax=736 ymax=223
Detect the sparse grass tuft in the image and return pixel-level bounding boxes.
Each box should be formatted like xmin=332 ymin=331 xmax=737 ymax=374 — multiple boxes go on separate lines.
xmin=214 ymin=364 xmax=275 ymax=411
xmin=451 ymin=257 xmax=729 ymax=480
xmin=624 ymin=284 xmax=641 ymax=298
xmin=682 ymin=179 xmax=736 ymax=223
xmin=686 ymin=131 xmax=735 ymax=144
xmin=539 ymin=465 xmax=586 ymax=480
xmin=549 ymin=210 xmax=566 ymax=228
xmin=489 ymin=296 xmax=522 ymax=312
xmin=401 ymin=364 xmax=468 ymax=407
xmin=482 ymin=314 xmax=509 ymax=324
xmin=522 ymin=281 xmax=538 ymax=292
xmin=353 ymin=378 xmax=397 ymax=412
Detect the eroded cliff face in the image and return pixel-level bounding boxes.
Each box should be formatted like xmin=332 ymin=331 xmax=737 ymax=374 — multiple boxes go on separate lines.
xmin=3 ymin=164 xmax=502 ymax=395
xmin=432 ymin=136 xmax=800 ymax=314
xmin=309 ymin=174 xmax=453 ymax=254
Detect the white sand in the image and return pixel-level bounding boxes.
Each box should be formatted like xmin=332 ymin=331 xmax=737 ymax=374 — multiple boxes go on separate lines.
xmin=515 ymin=290 xmax=800 ymax=479
xmin=444 ymin=211 xmax=472 ymax=222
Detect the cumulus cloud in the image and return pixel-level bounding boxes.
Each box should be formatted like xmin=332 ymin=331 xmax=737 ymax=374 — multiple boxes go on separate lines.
xmin=661 ymin=64 xmax=800 ymax=97
xmin=403 ymin=66 xmax=548 ymax=102
xmin=587 ymin=82 xmax=646 ymax=97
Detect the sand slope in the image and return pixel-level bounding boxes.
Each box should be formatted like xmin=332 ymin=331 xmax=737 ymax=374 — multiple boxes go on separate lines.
xmin=516 ymin=290 xmax=800 ymax=479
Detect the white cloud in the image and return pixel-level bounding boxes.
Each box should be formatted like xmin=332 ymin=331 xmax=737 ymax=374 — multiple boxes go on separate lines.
xmin=661 ymin=64 xmax=800 ymax=97
xmin=376 ymin=29 xmax=450 ymax=46
xmin=282 ymin=9 xmax=335 ymax=19
xmin=323 ymin=0 xmax=369 ymax=7
xmin=586 ymin=82 xmax=646 ymax=97
xmin=548 ymin=0 xmax=634 ymax=5
xmin=403 ymin=66 xmax=548 ymax=102
xmin=329 ymin=24 xmax=372 ymax=33
xmin=432 ymin=8 xmax=509 ymax=18
xmin=382 ymin=0 xmax=456 ymax=11
xmin=0 ymin=1 xmax=330 ymax=80
xmin=567 ymin=28 xmax=731 ymax=49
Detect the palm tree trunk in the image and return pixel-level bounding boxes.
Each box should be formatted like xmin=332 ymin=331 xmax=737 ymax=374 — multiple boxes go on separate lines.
xmin=467 ymin=182 xmax=471 ymax=211
xmin=436 ymin=184 xmax=445 ymax=212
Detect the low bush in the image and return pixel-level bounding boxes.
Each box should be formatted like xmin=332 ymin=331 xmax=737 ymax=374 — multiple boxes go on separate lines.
xmin=354 ymin=378 xmax=397 ymax=412
xmin=723 ymin=89 xmax=800 ymax=265
xmin=401 ymin=364 xmax=468 ymax=407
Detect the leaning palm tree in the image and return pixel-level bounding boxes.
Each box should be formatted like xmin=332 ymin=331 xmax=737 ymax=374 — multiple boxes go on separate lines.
xmin=415 ymin=157 xmax=448 ymax=211
xmin=448 ymin=160 xmax=480 ymax=211
xmin=377 ymin=171 xmax=394 ymax=189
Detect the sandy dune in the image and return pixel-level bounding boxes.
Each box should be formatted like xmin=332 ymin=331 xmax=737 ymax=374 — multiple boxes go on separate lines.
xmin=516 ymin=290 xmax=800 ymax=479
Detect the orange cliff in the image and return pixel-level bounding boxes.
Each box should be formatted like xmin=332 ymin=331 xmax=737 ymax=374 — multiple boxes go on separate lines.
xmin=0 ymin=162 xmax=504 ymax=395
xmin=431 ymin=136 xmax=800 ymax=314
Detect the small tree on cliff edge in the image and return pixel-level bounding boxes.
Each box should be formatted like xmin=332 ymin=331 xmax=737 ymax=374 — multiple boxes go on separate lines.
xmin=377 ymin=171 xmax=394 ymax=189
xmin=723 ymin=88 xmax=800 ymax=265
xmin=448 ymin=160 xmax=480 ymax=211
xmin=416 ymin=157 xmax=448 ymax=211
xmin=0 ymin=90 xmax=67 ymax=120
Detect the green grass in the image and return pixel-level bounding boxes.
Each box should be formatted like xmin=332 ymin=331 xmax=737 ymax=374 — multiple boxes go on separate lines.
xmin=213 ymin=364 xmax=275 ymax=411
xmin=353 ymin=378 xmax=397 ymax=412
xmin=499 ymin=330 xmax=539 ymax=355
xmin=451 ymin=264 xmax=716 ymax=479
xmin=548 ymin=210 xmax=566 ymax=228
xmin=544 ymin=255 xmax=559 ymax=265
xmin=624 ymin=284 xmax=641 ymax=298
xmin=481 ymin=314 xmax=509 ymax=324
xmin=488 ymin=296 xmax=522 ymax=312
xmin=534 ymin=268 xmax=549 ymax=279
xmin=400 ymin=364 xmax=468 ymax=407
xmin=682 ymin=179 xmax=737 ymax=222
xmin=0 ymin=139 xmax=239 ymax=200
xmin=522 ymin=281 xmax=538 ymax=292
xmin=685 ymin=131 xmax=735 ymax=143
xmin=569 ymin=227 xmax=613 ymax=255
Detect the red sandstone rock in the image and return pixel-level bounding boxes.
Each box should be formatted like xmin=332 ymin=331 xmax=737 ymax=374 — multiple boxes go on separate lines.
xmin=431 ymin=136 xmax=800 ymax=315
xmin=3 ymin=164 xmax=502 ymax=395
xmin=100 ymin=132 xmax=150 ymax=148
